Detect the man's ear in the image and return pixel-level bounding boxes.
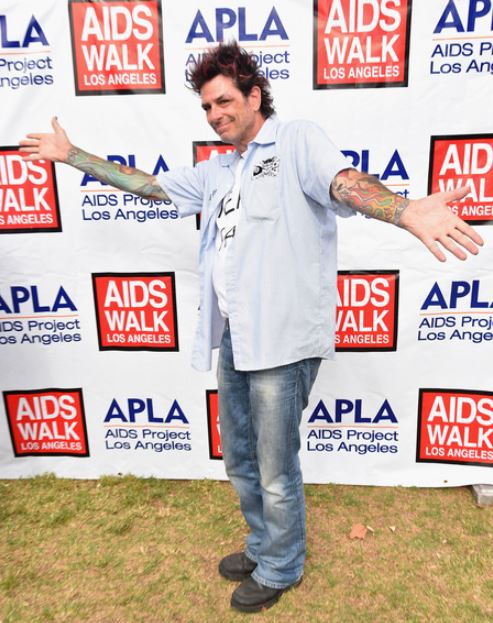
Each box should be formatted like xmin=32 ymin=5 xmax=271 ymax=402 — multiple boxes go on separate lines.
xmin=249 ymin=85 xmax=262 ymax=112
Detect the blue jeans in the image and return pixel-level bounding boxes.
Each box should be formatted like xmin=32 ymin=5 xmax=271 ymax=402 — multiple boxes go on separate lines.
xmin=217 ymin=324 xmax=321 ymax=589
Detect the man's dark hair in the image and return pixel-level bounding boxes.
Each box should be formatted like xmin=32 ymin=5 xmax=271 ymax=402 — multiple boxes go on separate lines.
xmin=187 ymin=42 xmax=275 ymax=119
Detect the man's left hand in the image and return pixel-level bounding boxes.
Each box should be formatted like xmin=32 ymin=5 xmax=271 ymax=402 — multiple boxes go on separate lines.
xmin=398 ymin=187 xmax=484 ymax=262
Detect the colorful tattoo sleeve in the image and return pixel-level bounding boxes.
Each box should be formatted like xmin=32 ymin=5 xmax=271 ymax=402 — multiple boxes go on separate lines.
xmin=67 ymin=147 xmax=169 ymax=201
xmin=331 ymin=168 xmax=409 ymax=225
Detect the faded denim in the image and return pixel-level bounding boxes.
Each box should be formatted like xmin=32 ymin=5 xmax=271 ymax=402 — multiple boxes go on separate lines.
xmin=218 ymin=324 xmax=321 ymax=589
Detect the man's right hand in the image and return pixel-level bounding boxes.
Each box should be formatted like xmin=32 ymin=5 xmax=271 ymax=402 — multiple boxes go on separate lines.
xmin=19 ymin=117 xmax=73 ymax=163
xmin=19 ymin=116 xmax=170 ymax=201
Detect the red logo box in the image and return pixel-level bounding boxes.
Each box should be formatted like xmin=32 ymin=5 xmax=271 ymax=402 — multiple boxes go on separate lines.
xmin=193 ymin=141 xmax=234 ymax=230
xmin=336 ymin=270 xmax=399 ymax=351
xmin=313 ymin=0 xmax=412 ymax=89
xmin=3 ymin=388 xmax=89 ymax=457
xmin=206 ymin=389 xmax=222 ymax=460
xmin=428 ymin=134 xmax=493 ymax=225
xmin=68 ymin=0 xmax=165 ymax=95
xmin=0 ymin=147 xmax=61 ymax=234
xmin=193 ymin=141 xmax=235 ymax=165
xmin=417 ymin=389 xmax=493 ymax=467
xmin=92 ymin=272 xmax=179 ymax=351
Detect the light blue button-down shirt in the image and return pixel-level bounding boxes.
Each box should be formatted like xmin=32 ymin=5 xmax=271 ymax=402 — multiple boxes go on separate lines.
xmin=158 ymin=116 xmax=353 ymax=371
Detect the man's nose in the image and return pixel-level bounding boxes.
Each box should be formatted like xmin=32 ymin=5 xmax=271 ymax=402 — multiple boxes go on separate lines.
xmin=208 ymin=105 xmax=222 ymax=124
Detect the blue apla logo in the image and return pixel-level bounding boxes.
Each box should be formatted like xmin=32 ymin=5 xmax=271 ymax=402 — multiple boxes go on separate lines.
xmin=0 ymin=15 xmax=48 ymax=48
xmin=421 ymin=280 xmax=493 ymax=310
xmin=0 ymin=286 xmax=76 ymax=314
xmin=80 ymin=154 xmax=169 ymax=186
xmin=104 ymin=398 xmax=189 ymax=424
xmin=341 ymin=149 xmax=409 ymax=182
xmin=308 ymin=399 xmax=398 ymax=425
xmin=341 ymin=148 xmax=409 ymax=198
xmin=185 ymin=7 xmax=288 ymax=43
xmin=435 ymin=0 xmax=493 ymax=33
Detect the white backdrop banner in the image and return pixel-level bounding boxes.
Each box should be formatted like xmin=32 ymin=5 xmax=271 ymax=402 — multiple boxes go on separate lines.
xmin=1 ymin=0 xmax=493 ymax=486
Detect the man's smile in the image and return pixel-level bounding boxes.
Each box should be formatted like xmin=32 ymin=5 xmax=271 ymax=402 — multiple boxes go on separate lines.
xmin=214 ymin=120 xmax=233 ymax=134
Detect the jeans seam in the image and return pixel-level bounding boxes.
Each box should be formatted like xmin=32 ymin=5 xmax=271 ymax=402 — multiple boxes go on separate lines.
xmin=247 ymin=377 xmax=257 ymax=481
xmin=247 ymin=375 xmax=262 ymax=560
xmin=290 ymin=364 xmax=305 ymax=565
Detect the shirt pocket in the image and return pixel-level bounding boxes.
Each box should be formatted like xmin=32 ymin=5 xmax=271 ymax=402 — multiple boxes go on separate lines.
xmin=243 ymin=174 xmax=281 ymax=222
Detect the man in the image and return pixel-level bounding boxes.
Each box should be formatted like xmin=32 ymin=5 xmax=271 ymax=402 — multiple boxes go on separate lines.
xmin=20 ymin=42 xmax=483 ymax=614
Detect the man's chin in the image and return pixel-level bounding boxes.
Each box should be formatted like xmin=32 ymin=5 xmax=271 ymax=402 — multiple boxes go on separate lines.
xmin=216 ymin=130 xmax=231 ymax=142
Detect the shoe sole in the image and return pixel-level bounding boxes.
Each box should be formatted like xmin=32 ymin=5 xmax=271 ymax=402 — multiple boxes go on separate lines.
xmin=230 ymin=578 xmax=302 ymax=613
xmin=219 ymin=568 xmax=255 ymax=582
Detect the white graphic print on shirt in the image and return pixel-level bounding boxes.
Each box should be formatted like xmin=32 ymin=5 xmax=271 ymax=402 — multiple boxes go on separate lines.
xmin=213 ymin=156 xmax=244 ymax=318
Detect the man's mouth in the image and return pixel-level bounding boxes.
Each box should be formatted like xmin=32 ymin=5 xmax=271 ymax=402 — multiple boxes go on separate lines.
xmin=214 ymin=121 xmax=231 ymax=134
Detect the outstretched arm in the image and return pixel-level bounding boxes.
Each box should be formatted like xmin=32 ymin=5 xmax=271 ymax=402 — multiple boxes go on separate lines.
xmin=19 ymin=117 xmax=169 ymax=201
xmin=330 ymin=168 xmax=484 ymax=262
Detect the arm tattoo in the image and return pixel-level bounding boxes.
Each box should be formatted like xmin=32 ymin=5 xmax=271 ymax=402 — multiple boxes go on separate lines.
xmin=67 ymin=147 xmax=169 ymax=201
xmin=331 ymin=168 xmax=409 ymax=226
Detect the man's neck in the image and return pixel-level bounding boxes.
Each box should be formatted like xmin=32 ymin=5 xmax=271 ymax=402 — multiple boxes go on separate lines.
xmin=236 ymin=115 xmax=266 ymax=154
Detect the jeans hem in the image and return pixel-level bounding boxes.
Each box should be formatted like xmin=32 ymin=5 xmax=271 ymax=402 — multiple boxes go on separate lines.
xmin=251 ymin=569 xmax=303 ymax=590
xmin=244 ymin=549 xmax=257 ymax=563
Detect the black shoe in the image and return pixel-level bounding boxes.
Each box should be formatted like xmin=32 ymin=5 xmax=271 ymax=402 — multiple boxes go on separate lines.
xmin=230 ymin=576 xmax=302 ymax=613
xmin=218 ymin=552 xmax=257 ymax=581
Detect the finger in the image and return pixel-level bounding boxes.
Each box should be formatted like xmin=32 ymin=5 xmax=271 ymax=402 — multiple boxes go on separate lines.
xmin=437 ymin=234 xmax=467 ymax=261
xmin=455 ymin=220 xmax=484 ymax=246
xmin=442 ymin=186 xmax=471 ymax=203
xmin=421 ymin=237 xmax=447 ymax=263
xmin=52 ymin=116 xmax=63 ymax=133
xmin=24 ymin=133 xmax=45 ymax=140
xmin=447 ymin=229 xmax=480 ymax=255
xmin=21 ymin=153 xmax=42 ymax=162
xmin=19 ymin=138 xmax=39 ymax=147
xmin=18 ymin=146 xmax=38 ymax=153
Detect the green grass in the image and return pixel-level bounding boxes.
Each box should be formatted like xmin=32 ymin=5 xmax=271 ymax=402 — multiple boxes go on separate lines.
xmin=1 ymin=476 xmax=492 ymax=622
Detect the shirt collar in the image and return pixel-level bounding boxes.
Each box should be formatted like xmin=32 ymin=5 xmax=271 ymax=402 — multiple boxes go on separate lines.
xmin=251 ymin=114 xmax=279 ymax=146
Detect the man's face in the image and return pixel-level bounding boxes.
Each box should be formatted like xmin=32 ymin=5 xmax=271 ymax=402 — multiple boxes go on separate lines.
xmin=200 ymin=74 xmax=264 ymax=152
